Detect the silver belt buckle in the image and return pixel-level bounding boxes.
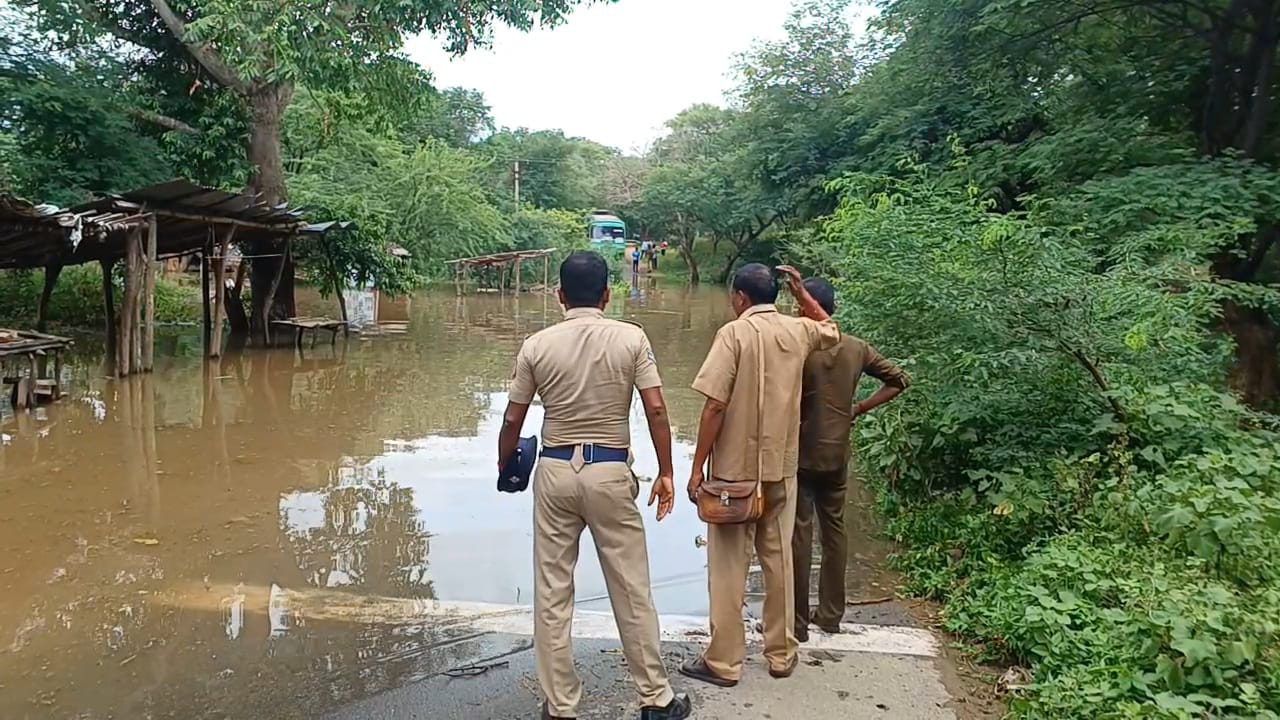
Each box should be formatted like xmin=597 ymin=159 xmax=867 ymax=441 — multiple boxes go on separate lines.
xmin=582 ymin=443 xmax=595 ymax=464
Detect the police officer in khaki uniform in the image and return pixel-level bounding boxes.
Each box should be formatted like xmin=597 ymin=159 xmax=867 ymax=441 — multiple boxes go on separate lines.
xmin=498 ymin=251 xmax=692 ymax=720
xmin=679 ymin=264 xmax=839 ymax=686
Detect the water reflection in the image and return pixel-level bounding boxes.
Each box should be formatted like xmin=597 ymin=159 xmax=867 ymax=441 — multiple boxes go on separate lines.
xmin=0 ymin=286 xmax=731 ymax=719
xmin=281 ymin=463 xmax=433 ymax=596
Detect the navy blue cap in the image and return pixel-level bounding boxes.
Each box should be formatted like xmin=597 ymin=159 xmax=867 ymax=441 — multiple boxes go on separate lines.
xmin=498 ymin=436 xmax=538 ymax=493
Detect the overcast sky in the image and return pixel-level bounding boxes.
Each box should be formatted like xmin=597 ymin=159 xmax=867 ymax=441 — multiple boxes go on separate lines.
xmin=404 ymin=0 xmax=799 ymax=153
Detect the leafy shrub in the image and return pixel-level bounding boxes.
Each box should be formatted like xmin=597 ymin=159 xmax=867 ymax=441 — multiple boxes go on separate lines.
xmin=0 ymin=266 xmax=199 ymax=328
xmin=790 ymin=162 xmax=1280 ymax=718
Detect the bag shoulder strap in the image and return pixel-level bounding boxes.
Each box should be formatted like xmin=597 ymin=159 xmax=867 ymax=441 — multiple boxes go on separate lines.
xmin=742 ymin=315 xmax=766 ymax=496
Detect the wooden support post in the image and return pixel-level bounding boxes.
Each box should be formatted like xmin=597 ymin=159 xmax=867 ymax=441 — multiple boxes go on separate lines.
xmin=118 ymin=230 xmax=138 ymax=376
xmin=210 ymin=225 xmax=236 ymax=358
xmin=36 ymin=264 xmax=62 ymax=332
xmin=259 ymin=238 xmax=292 ymax=347
xmin=201 ymin=241 xmax=212 ymax=353
xmin=142 ymin=215 xmax=157 ymax=372
xmin=53 ymin=350 xmax=62 ymax=399
xmin=101 ymin=259 xmax=116 ymax=365
xmin=130 ymin=228 xmax=143 ymax=374
xmin=543 ymin=255 xmax=549 ymax=293
xmin=515 ymin=258 xmax=522 ymax=295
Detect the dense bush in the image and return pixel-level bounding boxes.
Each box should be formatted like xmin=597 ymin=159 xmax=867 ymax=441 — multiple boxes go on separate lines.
xmin=0 ymin=266 xmax=199 ymax=328
xmin=792 ymin=163 xmax=1280 ymax=718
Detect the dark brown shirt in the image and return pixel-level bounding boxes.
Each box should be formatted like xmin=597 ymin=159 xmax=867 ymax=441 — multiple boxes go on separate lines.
xmin=799 ymin=335 xmax=910 ymax=472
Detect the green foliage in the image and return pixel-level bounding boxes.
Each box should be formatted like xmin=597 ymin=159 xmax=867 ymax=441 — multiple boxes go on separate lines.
xmin=0 ymin=267 xmax=198 ymax=328
xmin=787 ymin=161 xmax=1280 ymax=717
xmin=0 ymin=14 xmax=175 ymax=204
xmin=622 ymin=6 xmax=1280 ymax=711
xmin=479 ymin=129 xmax=612 ymax=212
xmin=287 ymin=98 xmax=511 ymax=287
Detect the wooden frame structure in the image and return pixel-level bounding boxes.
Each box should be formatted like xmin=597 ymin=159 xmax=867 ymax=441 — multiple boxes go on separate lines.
xmin=0 ymin=329 xmax=71 ymax=408
xmin=0 ymin=180 xmax=350 ymax=374
xmin=446 ymin=248 xmax=556 ymax=295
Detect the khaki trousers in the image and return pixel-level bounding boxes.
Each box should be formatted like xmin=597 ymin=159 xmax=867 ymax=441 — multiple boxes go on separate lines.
xmin=704 ymin=477 xmax=797 ymax=680
xmin=534 ymin=457 xmax=675 ymax=717
xmin=792 ymin=466 xmax=849 ymax=633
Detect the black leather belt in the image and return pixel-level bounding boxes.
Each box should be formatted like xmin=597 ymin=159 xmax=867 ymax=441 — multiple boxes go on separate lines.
xmin=540 ymin=444 xmax=629 ymax=464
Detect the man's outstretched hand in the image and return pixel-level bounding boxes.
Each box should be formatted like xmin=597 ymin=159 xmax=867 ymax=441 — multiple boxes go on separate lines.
xmin=649 ymin=473 xmax=676 ymax=521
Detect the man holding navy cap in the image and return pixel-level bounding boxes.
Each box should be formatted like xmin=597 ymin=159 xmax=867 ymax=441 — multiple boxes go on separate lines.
xmin=498 ymin=251 xmax=691 ymax=720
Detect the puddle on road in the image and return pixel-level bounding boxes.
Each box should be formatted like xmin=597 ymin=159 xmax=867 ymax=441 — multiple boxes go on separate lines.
xmin=0 ymin=280 xmax=895 ymax=719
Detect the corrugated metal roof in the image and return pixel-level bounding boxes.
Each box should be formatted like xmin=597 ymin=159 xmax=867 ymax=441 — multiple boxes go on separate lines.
xmin=0 ymin=179 xmax=347 ymax=270
xmin=78 ymin=179 xmax=307 ymax=226
xmin=301 ymin=220 xmax=358 ymax=235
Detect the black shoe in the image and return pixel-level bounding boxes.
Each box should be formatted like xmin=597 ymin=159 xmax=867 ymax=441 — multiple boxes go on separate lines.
xmin=769 ymin=654 xmax=799 ymax=679
xmin=640 ymin=693 xmax=692 ymax=719
xmin=679 ymin=656 xmax=738 ymax=688
xmin=795 ymin=624 xmax=810 ymax=643
xmin=541 ymin=703 xmax=571 ymax=719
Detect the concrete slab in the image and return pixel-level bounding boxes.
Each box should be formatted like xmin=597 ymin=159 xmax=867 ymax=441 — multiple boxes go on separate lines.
xmin=328 ymin=618 xmax=957 ymax=720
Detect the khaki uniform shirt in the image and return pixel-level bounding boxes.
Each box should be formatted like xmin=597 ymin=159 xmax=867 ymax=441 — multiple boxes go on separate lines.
xmin=691 ymin=305 xmax=840 ymax=482
xmin=509 ymin=307 xmax=661 ymax=448
xmin=799 ymin=335 xmax=911 ymax=473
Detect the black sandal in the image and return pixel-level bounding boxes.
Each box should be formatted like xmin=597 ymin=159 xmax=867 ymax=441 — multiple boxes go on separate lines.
xmin=679 ymin=656 xmax=738 ymax=688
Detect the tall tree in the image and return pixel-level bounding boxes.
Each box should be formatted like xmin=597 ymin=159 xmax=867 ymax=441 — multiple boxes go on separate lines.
xmin=480 ymin=128 xmax=610 ymax=211
xmin=23 ymin=0 xmax=604 ymax=337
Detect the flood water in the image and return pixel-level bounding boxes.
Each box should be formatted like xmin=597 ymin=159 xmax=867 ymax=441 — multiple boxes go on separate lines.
xmin=0 ymin=280 xmax=893 ymax=719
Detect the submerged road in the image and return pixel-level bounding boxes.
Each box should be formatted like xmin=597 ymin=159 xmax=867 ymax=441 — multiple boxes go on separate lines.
xmin=0 ymin=286 xmax=989 ymax=719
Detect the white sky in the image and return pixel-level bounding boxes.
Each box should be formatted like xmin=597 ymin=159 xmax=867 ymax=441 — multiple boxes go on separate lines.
xmin=404 ymin=0 xmax=798 ymax=154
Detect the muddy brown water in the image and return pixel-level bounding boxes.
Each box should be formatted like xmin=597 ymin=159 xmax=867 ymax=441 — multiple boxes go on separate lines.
xmin=0 ymin=281 xmax=895 ymax=719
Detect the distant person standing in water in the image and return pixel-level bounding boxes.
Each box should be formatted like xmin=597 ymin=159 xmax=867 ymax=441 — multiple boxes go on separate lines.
xmin=498 ymin=251 xmax=691 ymax=720
xmin=632 ymin=247 xmax=642 ymax=274
xmin=791 ymin=277 xmax=910 ymax=642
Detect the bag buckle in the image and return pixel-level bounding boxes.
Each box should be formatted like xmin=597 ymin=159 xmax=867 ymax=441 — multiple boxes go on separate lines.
xmin=720 ymin=490 xmax=730 ymax=506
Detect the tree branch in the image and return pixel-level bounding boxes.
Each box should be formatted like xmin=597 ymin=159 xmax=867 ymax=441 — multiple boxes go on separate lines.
xmin=147 ymin=0 xmax=246 ymax=92
xmin=128 ymin=108 xmax=201 ymax=134
xmin=1066 ymin=345 xmax=1128 ymax=422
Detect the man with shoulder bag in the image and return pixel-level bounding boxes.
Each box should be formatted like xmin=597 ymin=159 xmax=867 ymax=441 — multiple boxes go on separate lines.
xmin=680 ymin=263 xmax=839 ymax=687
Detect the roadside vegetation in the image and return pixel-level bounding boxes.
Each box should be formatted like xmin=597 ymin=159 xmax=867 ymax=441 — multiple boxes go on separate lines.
xmin=0 ymin=0 xmax=614 ymax=327
xmin=4 ymin=0 xmax=1280 ymax=715
xmin=0 ymin=266 xmax=199 ymax=328
xmin=614 ymin=0 xmax=1280 ymax=717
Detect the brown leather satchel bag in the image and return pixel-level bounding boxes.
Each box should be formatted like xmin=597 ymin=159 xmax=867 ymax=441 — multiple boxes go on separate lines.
xmin=696 ymin=315 xmax=767 ymax=525
xmin=696 ymin=477 xmax=764 ymax=524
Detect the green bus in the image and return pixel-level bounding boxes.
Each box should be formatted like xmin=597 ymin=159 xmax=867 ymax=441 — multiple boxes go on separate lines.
xmin=588 ymin=211 xmax=627 ymax=246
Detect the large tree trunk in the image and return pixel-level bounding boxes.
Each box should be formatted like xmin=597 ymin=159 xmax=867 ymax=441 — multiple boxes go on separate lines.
xmin=1223 ymin=301 xmax=1280 ymax=408
xmin=1214 ymin=237 xmax=1280 ymax=406
xmin=245 ymin=82 xmax=296 ymax=343
xmin=718 ymin=245 xmax=743 ymax=285
xmin=679 ymin=238 xmax=700 ymax=285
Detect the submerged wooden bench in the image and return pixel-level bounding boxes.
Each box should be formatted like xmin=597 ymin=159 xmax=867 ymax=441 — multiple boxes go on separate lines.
xmin=0 ymin=330 xmax=72 ymax=409
xmin=272 ymin=317 xmax=347 ymax=349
